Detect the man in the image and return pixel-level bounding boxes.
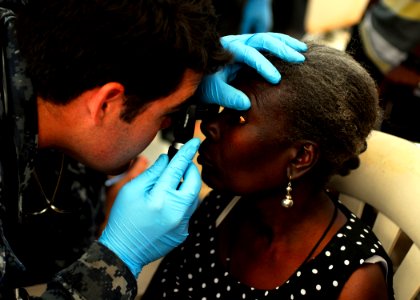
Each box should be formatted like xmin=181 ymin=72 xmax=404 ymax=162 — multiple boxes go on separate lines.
xmin=0 ymin=0 xmax=306 ymax=298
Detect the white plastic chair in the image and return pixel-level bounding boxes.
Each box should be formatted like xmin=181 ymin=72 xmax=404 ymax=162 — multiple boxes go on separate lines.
xmin=328 ymin=130 xmax=420 ymax=300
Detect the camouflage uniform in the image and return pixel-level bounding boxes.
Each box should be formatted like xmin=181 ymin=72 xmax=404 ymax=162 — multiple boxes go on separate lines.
xmin=0 ymin=3 xmax=137 ymax=299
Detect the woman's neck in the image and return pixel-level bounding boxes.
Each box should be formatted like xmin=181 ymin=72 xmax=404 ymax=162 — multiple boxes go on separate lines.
xmin=217 ymin=187 xmax=346 ymax=289
xmin=237 ymin=187 xmax=332 ymax=236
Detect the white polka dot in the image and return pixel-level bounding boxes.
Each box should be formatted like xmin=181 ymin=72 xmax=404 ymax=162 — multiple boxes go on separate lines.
xmin=208 ymin=225 xmax=213 ymax=230
xmin=301 ymin=289 xmax=306 ymax=295
xmin=344 ymin=260 xmax=350 ymax=265
xmin=202 ymin=283 xmax=206 ymax=288
xmin=174 ymin=288 xmax=179 ymax=292
xmin=194 ymin=220 xmax=199 ymax=224
xmin=340 ymin=245 xmax=346 ymax=251
xmin=216 ymin=205 xmax=221 ymax=210
xmin=290 ymin=295 xmax=294 ymax=300
xmin=196 ymin=232 xmax=201 ymax=237
xmin=198 ymin=267 xmax=203 ymax=273
xmin=316 ymin=284 xmax=321 ymax=291
xmin=297 ymin=271 xmax=301 ymax=277
xmin=371 ymin=248 xmax=376 ymax=253
xmin=312 ymin=269 xmax=318 ymax=274
xmin=286 ymin=280 xmax=290 ymax=284
xmin=337 ymin=233 xmax=344 ymax=238
xmin=374 ymin=243 xmax=379 ymax=248
xmin=264 ymin=291 xmax=269 ymax=296
xmin=206 ymin=214 xmax=211 ymax=218
xmin=188 ymin=274 xmax=193 ymax=279
xmin=329 ymin=264 xmax=334 ymax=270
xmin=224 ymin=272 xmax=229 ymax=276
xmin=364 ymin=228 xmax=369 ymax=233
xmin=378 ymin=240 xmax=382 ymax=245
xmin=214 ymin=278 xmax=219 ymax=284
xmin=360 ymin=234 xmax=365 ymax=238
xmin=201 ymin=297 xmax=207 ymax=300
xmin=360 ymin=259 xmax=365 ymax=264
xmin=216 ymin=194 xmax=221 ymax=199
xmin=356 ymin=241 xmax=362 ymax=245
xmin=161 ymin=278 xmax=166 ymax=283
xmin=188 ymin=287 xmax=193 ymax=291
xmin=242 ymin=293 xmax=246 ymax=299
xmin=216 ymin=293 xmax=221 ymax=298
xmin=227 ymin=285 xmax=231 ymax=291
xmin=195 ymin=243 xmax=200 ymax=247
xmin=325 ymin=251 xmax=331 ymax=256
xmin=346 ymin=225 xmax=352 ymax=230
xmin=195 ymin=253 xmax=200 ymax=259
xmin=333 ymin=280 xmax=338 ymax=287
xmin=350 ymin=218 xmax=355 ymax=222
xmin=209 ymin=237 xmax=215 ymax=242
xmin=211 ymin=262 xmax=215 ymax=268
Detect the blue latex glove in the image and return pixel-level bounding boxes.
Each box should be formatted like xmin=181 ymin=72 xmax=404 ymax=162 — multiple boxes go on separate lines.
xmin=240 ymin=0 xmax=273 ymax=34
xmin=199 ymin=33 xmax=307 ymax=110
xmin=99 ymin=138 xmax=201 ymax=278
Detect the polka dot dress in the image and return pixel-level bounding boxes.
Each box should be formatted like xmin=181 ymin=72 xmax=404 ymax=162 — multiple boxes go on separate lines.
xmin=142 ymin=191 xmax=394 ymax=300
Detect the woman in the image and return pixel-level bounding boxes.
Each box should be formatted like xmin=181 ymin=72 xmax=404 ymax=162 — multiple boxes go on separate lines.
xmin=142 ymin=43 xmax=394 ymax=299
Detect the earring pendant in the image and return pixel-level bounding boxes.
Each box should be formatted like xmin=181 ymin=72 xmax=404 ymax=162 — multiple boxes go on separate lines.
xmin=281 ymin=181 xmax=293 ymax=208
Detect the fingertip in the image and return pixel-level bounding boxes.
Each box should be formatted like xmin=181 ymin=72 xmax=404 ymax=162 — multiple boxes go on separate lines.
xmin=183 ymin=138 xmax=201 ymax=157
xmin=228 ymin=89 xmax=251 ymax=110
xmin=292 ymin=52 xmax=306 ymax=62
xmin=265 ymin=69 xmax=281 ymax=84
xmin=188 ymin=137 xmax=201 ymax=147
xmin=289 ymin=40 xmax=308 ymax=53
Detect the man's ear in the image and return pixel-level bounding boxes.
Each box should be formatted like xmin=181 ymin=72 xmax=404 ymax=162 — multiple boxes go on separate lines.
xmin=87 ymin=82 xmax=125 ymax=125
xmin=289 ymin=141 xmax=319 ymax=179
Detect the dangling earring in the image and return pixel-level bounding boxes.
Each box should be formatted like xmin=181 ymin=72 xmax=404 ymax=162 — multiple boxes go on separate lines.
xmin=281 ymin=175 xmax=293 ymax=208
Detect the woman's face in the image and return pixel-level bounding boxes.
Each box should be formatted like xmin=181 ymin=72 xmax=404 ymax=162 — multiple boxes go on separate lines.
xmin=198 ymin=81 xmax=292 ymax=195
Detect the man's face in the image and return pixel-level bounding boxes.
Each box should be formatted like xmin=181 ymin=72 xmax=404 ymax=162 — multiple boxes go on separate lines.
xmin=88 ymin=69 xmax=202 ymax=174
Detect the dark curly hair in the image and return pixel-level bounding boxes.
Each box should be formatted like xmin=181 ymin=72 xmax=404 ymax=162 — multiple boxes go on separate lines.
xmin=15 ymin=0 xmax=232 ymax=122
xmin=236 ymin=43 xmax=382 ymax=184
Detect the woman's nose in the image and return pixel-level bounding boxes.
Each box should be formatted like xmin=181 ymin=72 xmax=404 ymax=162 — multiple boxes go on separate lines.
xmin=200 ymin=117 xmax=220 ymax=140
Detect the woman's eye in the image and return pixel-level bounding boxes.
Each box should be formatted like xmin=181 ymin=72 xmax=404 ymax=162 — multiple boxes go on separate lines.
xmin=220 ymin=107 xmax=248 ymax=125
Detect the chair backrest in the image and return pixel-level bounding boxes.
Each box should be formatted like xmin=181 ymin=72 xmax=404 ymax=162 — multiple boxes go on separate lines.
xmin=327 ymin=130 xmax=420 ymax=300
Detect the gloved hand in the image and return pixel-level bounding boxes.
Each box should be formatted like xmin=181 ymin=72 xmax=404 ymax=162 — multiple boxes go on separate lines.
xmin=99 ymin=138 xmax=201 ymax=278
xmin=240 ymin=0 xmax=273 ymax=34
xmin=199 ymin=33 xmax=307 ymax=110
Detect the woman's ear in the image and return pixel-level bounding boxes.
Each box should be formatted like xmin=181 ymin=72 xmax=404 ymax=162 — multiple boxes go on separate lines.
xmin=289 ymin=141 xmax=319 ymax=179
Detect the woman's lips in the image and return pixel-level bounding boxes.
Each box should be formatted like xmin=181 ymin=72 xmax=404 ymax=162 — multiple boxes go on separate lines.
xmin=197 ymin=144 xmax=214 ymax=167
xmin=197 ymin=152 xmax=211 ymax=166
